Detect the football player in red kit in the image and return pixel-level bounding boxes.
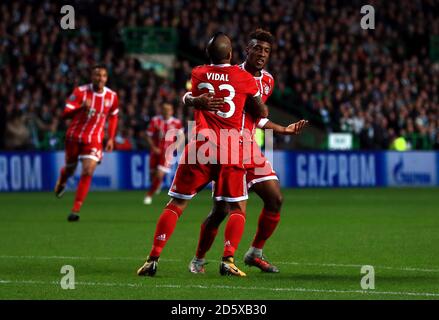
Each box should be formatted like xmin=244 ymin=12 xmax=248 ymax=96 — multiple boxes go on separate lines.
xmin=144 ymin=103 xmax=184 ymax=205
xmin=184 ymin=29 xmax=307 ymax=274
xmin=54 ymin=65 xmax=119 ymax=222
xmin=137 ymin=32 xmax=270 ymax=277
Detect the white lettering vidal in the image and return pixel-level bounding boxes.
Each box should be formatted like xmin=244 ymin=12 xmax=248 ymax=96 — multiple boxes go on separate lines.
xmin=206 ymin=73 xmax=229 ymax=81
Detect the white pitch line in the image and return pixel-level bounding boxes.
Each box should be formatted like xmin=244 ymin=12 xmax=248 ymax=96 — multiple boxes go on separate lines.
xmin=0 ymin=255 xmax=181 ymax=262
xmin=0 ymin=279 xmax=438 ymax=298
xmin=273 ymin=261 xmax=439 ymax=273
xmin=1 ymin=255 xmax=438 ymax=273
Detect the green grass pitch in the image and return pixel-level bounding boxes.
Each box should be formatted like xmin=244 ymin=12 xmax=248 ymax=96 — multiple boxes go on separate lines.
xmin=0 ymin=188 xmax=438 ymax=300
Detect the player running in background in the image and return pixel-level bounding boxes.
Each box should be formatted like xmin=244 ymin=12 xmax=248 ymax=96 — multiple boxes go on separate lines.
xmin=143 ymin=103 xmax=184 ymax=205
xmin=137 ymin=32 xmax=269 ymax=277
xmin=54 ymin=65 xmax=119 ymax=222
xmin=184 ymin=29 xmax=307 ymax=274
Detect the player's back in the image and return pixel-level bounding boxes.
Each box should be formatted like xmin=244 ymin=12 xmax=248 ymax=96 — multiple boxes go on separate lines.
xmin=191 ymin=64 xmax=260 ymax=137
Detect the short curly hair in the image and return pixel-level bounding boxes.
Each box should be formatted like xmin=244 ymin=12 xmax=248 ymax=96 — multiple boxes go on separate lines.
xmin=91 ymin=64 xmax=108 ymax=72
xmin=248 ymin=28 xmax=274 ymax=45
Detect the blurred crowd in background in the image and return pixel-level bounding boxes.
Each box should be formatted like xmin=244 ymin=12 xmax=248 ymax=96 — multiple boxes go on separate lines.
xmin=1 ymin=0 xmax=439 ymax=151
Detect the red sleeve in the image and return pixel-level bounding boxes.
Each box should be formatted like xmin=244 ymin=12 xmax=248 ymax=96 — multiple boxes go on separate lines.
xmin=107 ymin=93 xmax=119 ymax=139
xmin=191 ymin=67 xmax=207 ymax=97
xmin=109 ymin=93 xmax=119 ymax=117
xmin=147 ymin=119 xmax=156 ymax=137
xmin=190 ymin=69 xmax=199 ymax=96
xmin=63 ymin=87 xmax=84 ymax=118
xmin=244 ymin=74 xmax=260 ymax=97
xmin=108 ymin=114 xmax=118 ymax=139
xmin=176 ymin=120 xmax=184 ymax=134
xmin=268 ymin=78 xmax=275 ymax=98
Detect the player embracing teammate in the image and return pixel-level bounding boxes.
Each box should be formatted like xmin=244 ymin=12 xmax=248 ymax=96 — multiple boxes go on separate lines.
xmin=185 ymin=29 xmax=307 ymax=275
xmin=137 ymin=32 xmax=270 ymax=276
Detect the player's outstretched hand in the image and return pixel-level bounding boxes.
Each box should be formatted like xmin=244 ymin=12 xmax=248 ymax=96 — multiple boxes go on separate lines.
xmin=193 ymin=93 xmax=224 ymax=111
xmin=105 ymin=138 xmax=115 ymax=152
xmin=285 ymin=120 xmax=308 ymax=135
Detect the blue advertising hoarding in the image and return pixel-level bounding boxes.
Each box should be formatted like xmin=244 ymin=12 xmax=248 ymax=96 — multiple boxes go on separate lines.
xmin=287 ymin=152 xmax=386 ymax=188
xmin=0 ymin=152 xmax=57 ymax=192
xmin=0 ymin=151 xmax=437 ymax=192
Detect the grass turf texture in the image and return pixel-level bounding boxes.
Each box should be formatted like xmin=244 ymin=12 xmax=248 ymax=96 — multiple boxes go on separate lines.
xmin=0 ymin=188 xmax=438 ymax=300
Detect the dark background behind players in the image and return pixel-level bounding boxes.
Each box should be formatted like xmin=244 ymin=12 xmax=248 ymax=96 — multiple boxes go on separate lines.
xmin=1 ymin=0 xmax=439 ymax=151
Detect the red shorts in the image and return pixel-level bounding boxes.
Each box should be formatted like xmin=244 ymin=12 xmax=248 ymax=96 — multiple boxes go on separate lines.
xmin=65 ymin=139 xmax=103 ymax=164
xmin=243 ymin=142 xmax=278 ymax=189
xmin=168 ymin=142 xmax=247 ymax=202
xmin=149 ymin=152 xmax=172 ymax=173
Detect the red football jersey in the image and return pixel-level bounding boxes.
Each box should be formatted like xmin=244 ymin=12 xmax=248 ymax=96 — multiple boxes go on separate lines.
xmin=239 ymin=63 xmax=275 ymax=137
xmin=191 ymin=64 xmax=260 ymax=136
xmin=65 ymin=84 xmax=119 ymax=144
xmin=190 ymin=64 xmax=260 ymax=165
xmin=147 ymin=115 xmax=183 ymax=152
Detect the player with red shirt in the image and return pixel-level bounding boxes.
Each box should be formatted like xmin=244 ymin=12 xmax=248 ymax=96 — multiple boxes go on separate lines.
xmin=144 ymin=103 xmax=184 ymax=205
xmin=137 ymin=33 xmax=269 ymax=277
xmin=54 ymin=65 xmax=119 ymax=222
xmin=184 ymin=30 xmax=307 ymax=274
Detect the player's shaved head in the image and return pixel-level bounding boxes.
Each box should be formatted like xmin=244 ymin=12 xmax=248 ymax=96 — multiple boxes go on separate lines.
xmin=206 ymin=32 xmax=232 ymax=64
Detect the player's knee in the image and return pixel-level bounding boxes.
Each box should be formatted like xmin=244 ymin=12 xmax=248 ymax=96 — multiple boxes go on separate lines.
xmin=65 ymin=163 xmax=77 ymax=175
xmin=81 ymin=167 xmax=95 ymax=177
xmin=265 ymin=193 xmax=283 ymax=212
xmin=230 ymin=209 xmax=246 ymax=218
xmin=205 ymin=214 xmax=223 ymax=229
xmin=207 ymin=208 xmax=228 ymax=227
xmin=168 ymin=197 xmax=188 ymax=212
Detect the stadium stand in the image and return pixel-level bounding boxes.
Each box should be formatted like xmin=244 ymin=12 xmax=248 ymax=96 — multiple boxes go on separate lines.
xmin=1 ymin=0 xmax=439 ymax=150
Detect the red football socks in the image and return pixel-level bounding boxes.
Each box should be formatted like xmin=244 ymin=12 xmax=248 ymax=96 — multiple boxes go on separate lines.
xmin=71 ymin=174 xmax=92 ymax=213
xmin=147 ymin=175 xmax=162 ymax=197
xmin=149 ymin=204 xmax=183 ymax=258
xmin=223 ymin=210 xmax=246 ymax=258
xmin=195 ymin=222 xmax=219 ymax=259
xmin=251 ymin=209 xmax=281 ymax=249
xmin=59 ymin=167 xmax=69 ymax=185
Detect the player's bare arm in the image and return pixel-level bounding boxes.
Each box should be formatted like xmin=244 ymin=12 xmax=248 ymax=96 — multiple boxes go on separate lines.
xmin=105 ymin=116 xmax=117 ymax=152
xmin=247 ymin=95 xmax=269 ymax=119
xmin=183 ymin=92 xmax=224 ymax=111
xmin=263 ymin=119 xmax=308 ymax=135
xmin=146 ymin=135 xmax=161 ymax=154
